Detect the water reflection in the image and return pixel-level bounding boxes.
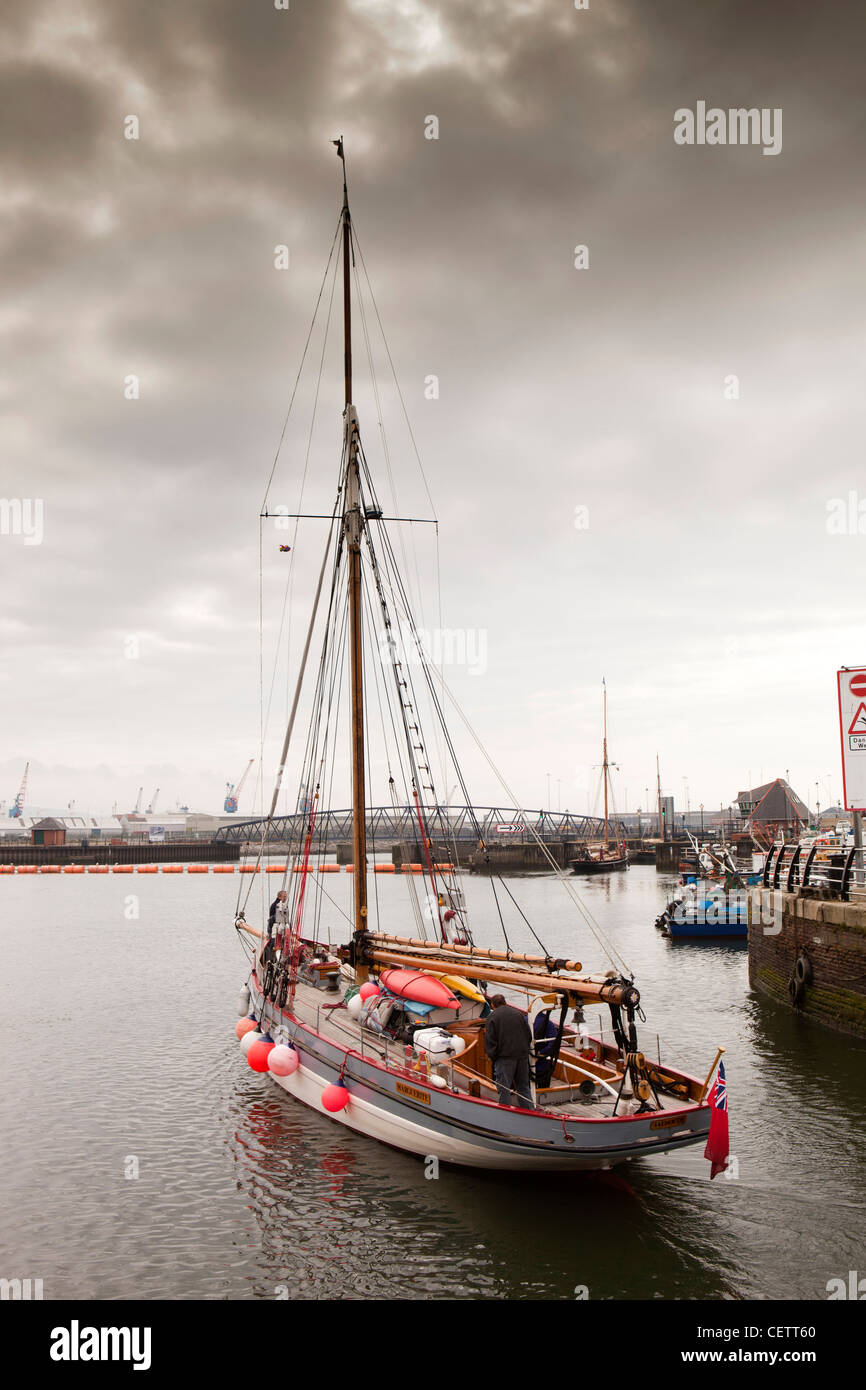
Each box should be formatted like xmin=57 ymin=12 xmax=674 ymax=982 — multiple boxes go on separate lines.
xmin=0 ymin=871 xmax=863 ymax=1300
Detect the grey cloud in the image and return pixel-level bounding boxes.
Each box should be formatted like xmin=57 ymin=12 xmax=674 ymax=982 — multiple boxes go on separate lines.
xmin=2 ymin=0 xmax=865 ymax=813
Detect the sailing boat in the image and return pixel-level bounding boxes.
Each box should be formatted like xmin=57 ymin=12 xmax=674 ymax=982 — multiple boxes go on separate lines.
xmin=231 ymin=145 xmax=718 ymax=1172
xmin=570 ymin=682 xmax=629 ymax=875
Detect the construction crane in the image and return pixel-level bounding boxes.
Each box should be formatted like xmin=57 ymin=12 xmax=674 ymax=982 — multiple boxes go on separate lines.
xmin=132 ymin=787 xmax=143 ymax=815
xmin=8 ymin=762 xmax=29 ymax=818
xmin=436 ymin=783 xmax=460 ymax=816
xmin=146 ymin=788 xmax=159 ymax=814
xmin=224 ymin=760 xmax=254 ymax=814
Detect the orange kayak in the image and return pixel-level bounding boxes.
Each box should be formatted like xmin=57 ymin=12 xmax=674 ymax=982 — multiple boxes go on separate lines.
xmin=379 ymin=969 xmax=459 ymax=1009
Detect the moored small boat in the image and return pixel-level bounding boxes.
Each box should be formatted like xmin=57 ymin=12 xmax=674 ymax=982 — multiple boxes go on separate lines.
xmin=655 ymin=881 xmax=747 ymax=939
xmin=571 ymin=849 xmax=629 ymax=875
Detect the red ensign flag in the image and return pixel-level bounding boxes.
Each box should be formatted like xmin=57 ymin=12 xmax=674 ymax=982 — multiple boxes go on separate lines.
xmin=704 ymin=1060 xmax=729 ymax=1179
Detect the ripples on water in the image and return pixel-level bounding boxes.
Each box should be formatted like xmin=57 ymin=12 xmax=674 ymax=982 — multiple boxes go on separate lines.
xmin=1 ymin=868 xmax=864 ymax=1300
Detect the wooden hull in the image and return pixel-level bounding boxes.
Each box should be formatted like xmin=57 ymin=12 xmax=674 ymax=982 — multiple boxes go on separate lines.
xmin=570 ymin=855 xmax=629 ymax=876
xmin=245 ymin=973 xmax=711 ymax=1172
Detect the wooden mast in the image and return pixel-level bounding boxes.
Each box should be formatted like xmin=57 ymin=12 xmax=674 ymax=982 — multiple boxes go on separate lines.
xmin=602 ymin=680 xmax=609 ymax=852
xmin=336 ymin=138 xmax=369 ymax=978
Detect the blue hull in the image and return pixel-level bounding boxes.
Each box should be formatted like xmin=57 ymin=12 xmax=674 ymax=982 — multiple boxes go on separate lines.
xmin=659 ymin=875 xmax=751 ymax=939
xmin=666 ymin=920 xmax=747 ymax=939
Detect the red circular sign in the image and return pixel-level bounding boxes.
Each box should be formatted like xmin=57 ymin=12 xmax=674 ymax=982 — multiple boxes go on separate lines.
xmin=850 ymin=673 xmax=866 ymax=698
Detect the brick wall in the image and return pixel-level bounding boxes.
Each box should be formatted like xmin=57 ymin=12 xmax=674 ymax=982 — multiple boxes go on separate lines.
xmin=748 ymin=890 xmax=866 ymax=1039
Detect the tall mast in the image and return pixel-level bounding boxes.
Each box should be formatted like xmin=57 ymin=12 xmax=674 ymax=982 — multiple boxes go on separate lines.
xmin=656 ymin=753 xmax=662 ymax=839
xmin=335 ymin=138 xmax=368 ymax=973
xmin=602 ymin=680 xmax=609 ymax=851
xmin=339 ymin=140 xmax=352 ymax=405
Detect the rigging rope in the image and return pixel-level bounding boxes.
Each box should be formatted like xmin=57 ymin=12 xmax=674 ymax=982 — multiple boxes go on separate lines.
xmin=261 ymin=240 xmax=342 ymax=785
xmin=260 ymin=215 xmax=342 ymax=515
xmin=244 ymin=194 xmax=631 ymax=985
xmin=428 ymin=674 xmax=634 ymax=979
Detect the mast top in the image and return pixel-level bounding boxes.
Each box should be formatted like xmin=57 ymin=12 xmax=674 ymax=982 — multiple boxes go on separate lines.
xmin=332 ymin=135 xmax=348 ymax=206
xmin=335 ymin=136 xmax=353 ymax=407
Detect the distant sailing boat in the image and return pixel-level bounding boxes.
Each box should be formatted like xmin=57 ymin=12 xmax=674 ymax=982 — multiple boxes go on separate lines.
xmin=229 ymin=144 xmax=718 ymax=1172
xmin=571 ymin=682 xmax=629 ymax=875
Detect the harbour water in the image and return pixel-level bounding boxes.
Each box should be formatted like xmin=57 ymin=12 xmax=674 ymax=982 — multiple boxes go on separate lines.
xmin=2 ymin=866 xmax=864 ymax=1301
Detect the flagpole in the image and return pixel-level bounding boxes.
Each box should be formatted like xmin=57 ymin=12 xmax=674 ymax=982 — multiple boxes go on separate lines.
xmin=698 ymin=1046 xmax=725 ymax=1102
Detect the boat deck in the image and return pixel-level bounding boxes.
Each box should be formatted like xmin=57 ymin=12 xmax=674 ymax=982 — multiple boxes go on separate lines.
xmin=280 ymin=977 xmax=690 ymax=1121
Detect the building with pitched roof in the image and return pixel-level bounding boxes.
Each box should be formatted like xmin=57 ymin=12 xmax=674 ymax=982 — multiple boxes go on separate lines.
xmin=735 ymin=778 xmax=811 ymax=845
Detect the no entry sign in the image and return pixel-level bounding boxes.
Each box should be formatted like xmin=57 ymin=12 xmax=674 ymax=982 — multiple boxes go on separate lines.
xmin=838 ymin=667 xmax=866 ymax=810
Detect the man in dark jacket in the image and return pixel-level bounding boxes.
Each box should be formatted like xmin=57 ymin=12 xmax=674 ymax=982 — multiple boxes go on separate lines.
xmin=484 ymin=994 xmax=534 ymax=1109
xmin=268 ymin=889 xmax=288 ymax=937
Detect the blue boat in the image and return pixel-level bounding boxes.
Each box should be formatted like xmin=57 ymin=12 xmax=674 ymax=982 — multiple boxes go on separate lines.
xmin=655 ymin=883 xmax=748 ymax=939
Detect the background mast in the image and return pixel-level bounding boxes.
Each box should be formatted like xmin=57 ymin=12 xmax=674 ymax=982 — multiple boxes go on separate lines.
xmin=603 ymin=680 xmax=609 ymax=851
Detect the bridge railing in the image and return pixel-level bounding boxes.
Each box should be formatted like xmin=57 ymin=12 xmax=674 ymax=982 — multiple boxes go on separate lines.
xmin=214 ymin=806 xmax=625 ymax=848
xmin=763 ymin=841 xmax=866 ymax=902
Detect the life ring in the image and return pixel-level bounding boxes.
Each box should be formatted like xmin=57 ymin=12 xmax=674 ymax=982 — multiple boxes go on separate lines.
xmin=794 ymin=953 xmax=813 ymax=987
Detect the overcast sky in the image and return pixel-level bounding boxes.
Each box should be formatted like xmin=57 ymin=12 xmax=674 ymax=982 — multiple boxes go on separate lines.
xmin=2 ymin=0 xmax=865 ymax=820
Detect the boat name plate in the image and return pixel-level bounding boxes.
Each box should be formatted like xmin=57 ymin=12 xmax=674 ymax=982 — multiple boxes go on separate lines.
xmin=395 ymin=1080 xmax=432 ymax=1105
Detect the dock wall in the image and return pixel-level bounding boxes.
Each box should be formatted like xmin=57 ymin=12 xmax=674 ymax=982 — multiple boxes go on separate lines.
xmin=748 ymin=889 xmax=866 ymax=1040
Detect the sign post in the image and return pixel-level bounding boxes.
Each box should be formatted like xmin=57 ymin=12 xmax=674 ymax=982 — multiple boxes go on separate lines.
xmin=837 ymin=667 xmax=866 ymax=811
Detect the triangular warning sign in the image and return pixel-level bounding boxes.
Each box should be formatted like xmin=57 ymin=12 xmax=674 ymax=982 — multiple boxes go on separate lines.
xmin=848 ymin=702 xmax=866 ymax=735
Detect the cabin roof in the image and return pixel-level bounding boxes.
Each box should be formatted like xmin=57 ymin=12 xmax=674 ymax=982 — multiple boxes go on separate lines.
xmin=736 ymin=778 xmax=809 ymax=822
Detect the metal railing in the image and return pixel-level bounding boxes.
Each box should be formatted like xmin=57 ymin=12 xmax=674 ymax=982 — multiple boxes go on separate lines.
xmin=763 ymin=841 xmax=866 ymax=901
xmin=215 ymin=804 xmax=623 ymax=849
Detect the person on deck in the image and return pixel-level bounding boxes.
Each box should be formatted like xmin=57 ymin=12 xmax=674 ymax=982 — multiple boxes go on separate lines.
xmin=484 ymin=995 xmax=534 ymax=1109
xmin=532 ymin=1008 xmax=559 ymax=1090
xmin=268 ymin=889 xmax=288 ymax=937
